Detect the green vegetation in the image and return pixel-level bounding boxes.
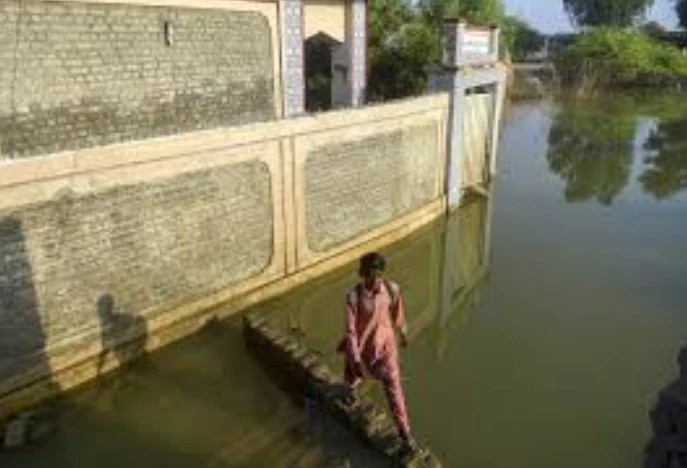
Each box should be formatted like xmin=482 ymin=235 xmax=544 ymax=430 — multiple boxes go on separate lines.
xmin=563 ymin=0 xmax=654 ymax=27
xmin=551 ymin=0 xmax=687 ymax=93
xmin=367 ymin=0 xmax=542 ymax=101
xmin=367 ymin=0 xmax=440 ymax=101
xmin=419 ymin=0 xmax=504 ymax=32
xmin=363 ymin=0 xmax=684 ymax=100
xmin=555 ymin=28 xmax=687 ymax=92
xmin=503 ymin=16 xmax=546 ymax=61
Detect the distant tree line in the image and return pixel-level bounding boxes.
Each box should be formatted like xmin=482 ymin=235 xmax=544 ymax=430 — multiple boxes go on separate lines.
xmin=552 ymin=0 xmax=687 ymax=90
xmin=562 ymin=0 xmax=654 ymax=27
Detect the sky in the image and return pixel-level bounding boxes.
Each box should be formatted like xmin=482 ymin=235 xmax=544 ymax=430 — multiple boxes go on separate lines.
xmin=504 ymin=0 xmax=680 ymax=33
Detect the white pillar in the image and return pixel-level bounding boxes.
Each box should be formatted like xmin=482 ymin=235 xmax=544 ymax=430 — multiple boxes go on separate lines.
xmin=435 ymin=20 xmax=503 ymax=208
xmin=446 ymin=76 xmax=466 ymax=207
xmin=488 ymin=65 xmax=507 ymax=177
xmin=442 ymin=20 xmax=468 ymax=209
xmin=281 ymin=0 xmax=305 ymax=117
xmin=346 ymin=0 xmax=367 ymax=106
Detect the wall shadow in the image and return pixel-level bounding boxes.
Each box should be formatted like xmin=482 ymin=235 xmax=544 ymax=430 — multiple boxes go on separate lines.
xmin=643 ymin=347 xmax=687 ymax=468
xmin=0 ymin=217 xmax=60 ymax=448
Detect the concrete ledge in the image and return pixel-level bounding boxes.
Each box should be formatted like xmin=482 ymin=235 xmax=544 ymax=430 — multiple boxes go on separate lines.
xmin=243 ymin=313 xmax=442 ymax=468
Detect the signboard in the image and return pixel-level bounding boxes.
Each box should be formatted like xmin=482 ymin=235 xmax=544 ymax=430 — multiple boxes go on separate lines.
xmin=461 ymin=29 xmax=492 ymax=57
xmin=442 ymin=22 xmax=498 ymax=67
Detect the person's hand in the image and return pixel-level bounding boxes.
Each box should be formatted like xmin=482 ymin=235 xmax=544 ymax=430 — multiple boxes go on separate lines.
xmin=353 ymin=359 xmax=365 ymax=376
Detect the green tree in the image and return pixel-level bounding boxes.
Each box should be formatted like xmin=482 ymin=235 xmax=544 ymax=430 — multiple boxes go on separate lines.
xmin=555 ymin=28 xmax=687 ymax=91
xmin=367 ymin=0 xmax=440 ymax=100
xmin=459 ymin=0 xmax=505 ymax=24
xmin=562 ymin=0 xmax=655 ymax=27
xmin=640 ymin=20 xmax=667 ymax=38
xmin=504 ymin=16 xmax=546 ymax=61
xmin=547 ymin=100 xmax=637 ymax=205
xmin=420 ymin=0 xmax=504 ymax=31
xmin=419 ymin=0 xmax=523 ymax=59
xmin=368 ymin=0 xmax=518 ymax=100
xmin=419 ymin=0 xmax=460 ymax=31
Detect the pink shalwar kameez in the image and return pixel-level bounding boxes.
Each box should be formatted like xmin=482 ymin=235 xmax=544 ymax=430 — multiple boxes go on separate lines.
xmin=343 ymin=281 xmax=411 ymax=437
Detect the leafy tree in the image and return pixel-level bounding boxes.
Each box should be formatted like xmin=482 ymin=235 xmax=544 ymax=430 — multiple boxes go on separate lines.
xmin=459 ymin=0 xmax=505 ymax=24
xmin=420 ymin=0 xmax=504 ymax=31
xmin=367 ymin=0 xmax=524 ymax=100
xmin=419 ymin=0 xmax=525 ymax=61
xmin=640 ymin=20 xmax=667 ymax=38
xmin=562 ymin=0 xmax=655 ymax=27
xmin=368 ymin=0 xmax=440 ymax=100
xmin=555 ymin=28 xmax=687 ymax=91
xmin=503 ymin=16 xmax=546 ymax=61
xmin=419 ymin=0 xmax=460 ymax=31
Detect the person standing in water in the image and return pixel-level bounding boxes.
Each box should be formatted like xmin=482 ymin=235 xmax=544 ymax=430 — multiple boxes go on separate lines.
xmin=340 ymin=252 xmax=418 ymax=452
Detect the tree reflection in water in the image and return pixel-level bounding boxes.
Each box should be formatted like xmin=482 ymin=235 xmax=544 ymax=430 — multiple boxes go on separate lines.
xmin=641 ymin=118 xmax=687 ymax=200
xmin=547 ymin=101 xmax=636 ymax=205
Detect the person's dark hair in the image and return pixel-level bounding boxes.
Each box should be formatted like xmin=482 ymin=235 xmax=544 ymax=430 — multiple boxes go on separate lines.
xmin=359 ymin=252 xmax=386 ymax=277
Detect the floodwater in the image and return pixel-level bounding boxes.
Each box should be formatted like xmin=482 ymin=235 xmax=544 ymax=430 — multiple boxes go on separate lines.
xmin=3 ymin=93 xmax=687 ymax=467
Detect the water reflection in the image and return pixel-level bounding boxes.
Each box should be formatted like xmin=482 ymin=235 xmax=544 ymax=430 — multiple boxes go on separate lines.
xmin=251 ymin=191 xmax=494 ymax=374
xmin=434 ymin=195 xmax=492 ymax=361
xmin=641 ymin=118 xmax=687 ymax=200
xmin=545 ymin=95 xmax=687 ymax=204
xmin=547 ymin=101 xmax=636 ymax=205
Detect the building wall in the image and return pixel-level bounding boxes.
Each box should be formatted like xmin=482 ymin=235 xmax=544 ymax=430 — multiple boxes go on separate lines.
xmin=0 ymin=94 xmax=449 ymax=416
xmin=303 ymin=123 xmax=440 ymax=252
xmin=0 ymin=0 xmax=280 ymax=160
xmin=303 ymin=0 xmax=346 ymax=42
xmin=462 ymin=93 xmax=494 ymax=188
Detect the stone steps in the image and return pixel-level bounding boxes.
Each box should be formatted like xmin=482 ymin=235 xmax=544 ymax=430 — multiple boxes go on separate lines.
xmin=243 ymin=313 xmax=442 ymax=468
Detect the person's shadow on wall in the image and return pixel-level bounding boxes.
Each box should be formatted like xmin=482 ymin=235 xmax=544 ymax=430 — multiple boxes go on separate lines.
xmin=94 ymin=294 xmax=149 ymax=408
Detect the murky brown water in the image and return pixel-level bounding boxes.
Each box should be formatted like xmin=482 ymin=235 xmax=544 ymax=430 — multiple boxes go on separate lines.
xmin=3 ymin=93 xmax=687 ymax=467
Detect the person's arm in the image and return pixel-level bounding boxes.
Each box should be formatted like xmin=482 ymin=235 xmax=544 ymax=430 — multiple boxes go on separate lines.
xmin=391 ymin=284 xmax=409 ymax=345
xmin=346 ymin=293 xmax=361 ymax=363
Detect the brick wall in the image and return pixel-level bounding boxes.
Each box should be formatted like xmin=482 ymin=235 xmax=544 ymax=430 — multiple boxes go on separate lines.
xmin=304 ymin=123 xmax=440 ymax=252
xmin=0 ymin=0 xmax=275 ymax=160
xmin=0 ymin=94 xmax=450 ymax=412
xmin=0 ymin=161 xmax=274 ymax=380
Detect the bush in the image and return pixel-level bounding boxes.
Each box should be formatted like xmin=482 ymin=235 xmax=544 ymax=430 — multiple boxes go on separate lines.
xmin=555 ymin=28 xmax=687 ymax=91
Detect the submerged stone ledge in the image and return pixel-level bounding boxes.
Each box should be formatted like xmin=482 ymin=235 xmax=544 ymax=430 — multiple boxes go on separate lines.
xmin=243 ymin=313 xmax=442 ymax=468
